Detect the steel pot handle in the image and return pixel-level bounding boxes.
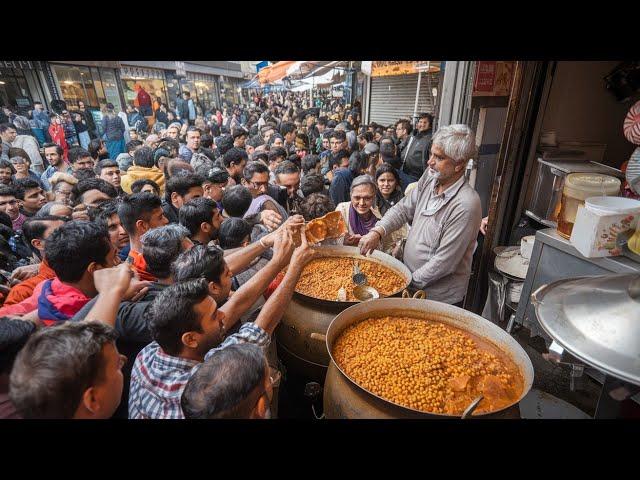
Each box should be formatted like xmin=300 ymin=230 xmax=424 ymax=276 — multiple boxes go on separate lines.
xmin=530 ymin=284 xmax=547 ymax=307
xmin=402 ymin=289 xmax=426 ymax=299
xmin=309 ymin=333 xmax=327 ymax=343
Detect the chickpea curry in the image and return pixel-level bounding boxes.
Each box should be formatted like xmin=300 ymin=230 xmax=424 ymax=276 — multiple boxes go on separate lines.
xmin=333 ymin=315 xmax=524 ymax=415
xmin=295 ymin=257 xmax=407 ymax=301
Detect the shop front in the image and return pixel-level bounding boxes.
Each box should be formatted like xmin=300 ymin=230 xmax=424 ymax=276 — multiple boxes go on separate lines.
xmin=119 ymin=65 xmax=168 ymax=116
xmin=0 ymin=60 xmax=51 ymax=114
xmin=365 ymin=61 xmax=441 ymax=127
xmin=219 ymin=76 xmax=239 ymax=107
xmin=50 ymin=63 xmax=123 ymax=112
xmin=187 ymin=72 xmax=219 ymax=113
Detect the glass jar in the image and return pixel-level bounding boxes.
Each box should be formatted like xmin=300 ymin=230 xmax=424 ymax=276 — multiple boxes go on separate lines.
xmin=557 ymin=173 xmax=621 ymax=239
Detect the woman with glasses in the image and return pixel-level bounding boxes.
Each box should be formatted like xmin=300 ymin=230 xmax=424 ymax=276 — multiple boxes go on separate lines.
xmin=335 ymin=174 xmax=390 ymax=249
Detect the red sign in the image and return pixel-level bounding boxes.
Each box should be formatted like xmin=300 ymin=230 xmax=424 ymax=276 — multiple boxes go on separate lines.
xmin=474 ymin=61 xmax=497 ymax=93
xmin=473 ymin=61 xmax=515 ymax=97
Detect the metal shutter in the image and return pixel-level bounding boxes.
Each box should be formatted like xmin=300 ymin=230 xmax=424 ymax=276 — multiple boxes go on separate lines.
xmin=369 ymin=73 xmax=438 ymax=126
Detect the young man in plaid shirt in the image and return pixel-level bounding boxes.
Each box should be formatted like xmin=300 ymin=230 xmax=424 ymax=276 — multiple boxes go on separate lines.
xmin=128 ymin=227 xmax=315 ymax=419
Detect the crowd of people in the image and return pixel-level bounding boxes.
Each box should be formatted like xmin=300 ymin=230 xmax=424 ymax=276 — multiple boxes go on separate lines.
xmin=0 ymin=88 xmax=482 ymax=419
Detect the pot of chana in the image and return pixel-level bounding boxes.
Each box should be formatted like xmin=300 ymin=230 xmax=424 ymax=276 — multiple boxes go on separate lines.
xmin=275 ymin=246 xmax=412 ymax=382
xmin=323 ymin=298 xmax=534 ymax=418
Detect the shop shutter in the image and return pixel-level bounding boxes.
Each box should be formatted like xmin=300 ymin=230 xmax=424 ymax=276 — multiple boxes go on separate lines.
xmin=369 ymin=73 xmax=438 ymax=127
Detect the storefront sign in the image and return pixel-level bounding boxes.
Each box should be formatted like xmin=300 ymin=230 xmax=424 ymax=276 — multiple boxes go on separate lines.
xmin=175 ymin=61 xmax=186 ymax=77
xmin=0 ymin=61 xmax=38 ymax=70
xmin=120 ymin=66 xmax=165 ymax=80
xmin=473 ymin=61 xmax=515 ymax=97
xmin=371 ymin=61 xmax=440 ymax=77
xmin=361 ymin=61 xmax=372 ymax=76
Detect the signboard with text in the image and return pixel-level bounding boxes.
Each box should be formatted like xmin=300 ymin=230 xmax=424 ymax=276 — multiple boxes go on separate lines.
xmin=473 ymin=61 xmax=515 ymax=97
xmin=371 ymin=61 xmax=440 ymax=77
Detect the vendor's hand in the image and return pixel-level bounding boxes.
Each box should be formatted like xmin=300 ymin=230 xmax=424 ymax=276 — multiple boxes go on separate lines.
xmin=480 ymin=216 xmax=488 ymax=236
xmin=359 ymin=231 xmax=381 ymax=256
xmin=271 ymin=227 xmax=295 ymax=266
xmin=290 ymin=230 xmax=316 ymax=268
xmin=343 ymin=233 xmax=362 ymax=246
xmin=260 ymin=209 xmax=283 ymax=231
xmin=11 ymin=264 xmax=40 ymax=282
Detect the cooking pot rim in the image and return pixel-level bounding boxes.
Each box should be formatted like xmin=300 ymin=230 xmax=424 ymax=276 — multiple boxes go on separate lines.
xmin=293 ymin=245 xmax=413 ymax=306
xmin=325 ymin=298 xmax=535 ymax=418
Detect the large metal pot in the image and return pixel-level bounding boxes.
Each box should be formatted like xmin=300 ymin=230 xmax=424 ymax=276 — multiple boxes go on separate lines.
xmin=276 ymin=246 xmax=412 ymax=382
xmin=323 ymin=298 xmax=535 ymax=418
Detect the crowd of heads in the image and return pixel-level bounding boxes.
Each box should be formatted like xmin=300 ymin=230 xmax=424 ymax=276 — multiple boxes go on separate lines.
xmin=0 ymin=90 xmax=478 ymax=420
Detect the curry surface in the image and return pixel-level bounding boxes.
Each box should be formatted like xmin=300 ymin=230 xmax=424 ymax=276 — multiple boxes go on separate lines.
xmin=333 ymin=315 xmax=525 ymax=415
xmin=295 ymin=257 xmax=406 ymax=301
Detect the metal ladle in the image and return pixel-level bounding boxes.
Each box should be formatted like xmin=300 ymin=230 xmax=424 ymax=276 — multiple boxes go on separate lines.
xmin=352 ymin=260 xmax=367 ymax=286
xmin=353 ymin=284 xmax=380 ymax=302
xmin=461 ymin=395 xmax=484 ymax=419
xmin=352 ymin=260 xmax=380 ymax=301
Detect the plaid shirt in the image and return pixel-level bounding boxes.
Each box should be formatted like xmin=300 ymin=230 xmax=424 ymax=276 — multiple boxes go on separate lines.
xmin=128 ymin=323 xmax=270 ymax=419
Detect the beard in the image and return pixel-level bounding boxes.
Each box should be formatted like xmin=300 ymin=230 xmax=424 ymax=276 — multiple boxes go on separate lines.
xmin=427 ymin=168 xmax=441 ymax=179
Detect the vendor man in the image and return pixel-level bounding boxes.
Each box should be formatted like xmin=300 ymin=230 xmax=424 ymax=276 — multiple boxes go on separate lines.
xmin=359 ymin=124 xmax=481 ymax=306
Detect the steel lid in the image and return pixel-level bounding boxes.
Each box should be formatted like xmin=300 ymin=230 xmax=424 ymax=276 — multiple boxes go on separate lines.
xmin=532 ymin=274 xmax=640 ymax=386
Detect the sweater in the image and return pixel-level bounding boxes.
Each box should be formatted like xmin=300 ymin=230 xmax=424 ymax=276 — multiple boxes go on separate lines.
xmin=120 ymin=165 xmax=165 ymax=194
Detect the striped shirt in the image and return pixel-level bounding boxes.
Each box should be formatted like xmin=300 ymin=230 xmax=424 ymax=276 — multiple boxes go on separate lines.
xmin=128 ymin=323 xmax=270 ymax=419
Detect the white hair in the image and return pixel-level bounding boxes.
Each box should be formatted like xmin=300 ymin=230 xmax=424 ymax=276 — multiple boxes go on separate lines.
xmin=431 ymin=124 xmax=477 ymax=166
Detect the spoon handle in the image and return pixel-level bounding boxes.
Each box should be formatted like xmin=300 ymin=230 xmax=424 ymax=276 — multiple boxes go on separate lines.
xmin=461 ymin=395 xmax=484 ymax=419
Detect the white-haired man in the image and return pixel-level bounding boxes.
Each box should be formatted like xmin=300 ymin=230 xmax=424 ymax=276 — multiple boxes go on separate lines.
xmin=359 ymin=124 xmax=481 ymax=306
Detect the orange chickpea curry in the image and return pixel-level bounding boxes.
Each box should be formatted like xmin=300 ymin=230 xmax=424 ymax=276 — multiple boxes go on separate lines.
xmin=295 ymin=257 xmax=406 ymax=301
xmin=333 ymin=315 xmax=524 ymax=415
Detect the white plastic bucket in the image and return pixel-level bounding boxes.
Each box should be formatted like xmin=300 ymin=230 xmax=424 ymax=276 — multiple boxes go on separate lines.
xmin=585 ymin=196 xmax=640 ymax=215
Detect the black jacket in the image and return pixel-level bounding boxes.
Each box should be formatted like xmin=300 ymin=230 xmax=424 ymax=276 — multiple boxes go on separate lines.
xmin=267 ymin=184 xmax=288 ymax=212
xmin=155 ymin=110 xmax=169 ymax=126
xmin=81 ymin=109 xmax=96 ymax=135
xmin=401 ymin=129 xmax=433 ymax=181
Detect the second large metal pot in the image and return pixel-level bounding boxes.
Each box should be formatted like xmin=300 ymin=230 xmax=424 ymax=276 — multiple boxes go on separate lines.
xmin=323 ymin=298 xmax=535 ymax=418
xmin=275 ymin=246 xmax=412 ymax=381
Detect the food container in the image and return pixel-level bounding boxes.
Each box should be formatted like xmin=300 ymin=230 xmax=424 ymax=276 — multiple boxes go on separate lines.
xmin=557 ymin=173 xmax=621 ymax=239
xmin=570 ymin=196 xmax=640 ymax=258
xmin=275 ymin=246 xmax=412 ymax=382
xmin=524 ymin=156 xmax=622 ymax=228
xmin=322 ymin=298 xmax=534 ymax=418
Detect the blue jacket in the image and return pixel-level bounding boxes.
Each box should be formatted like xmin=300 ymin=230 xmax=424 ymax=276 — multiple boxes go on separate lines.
xmin=102 ymin=115 xmax=125 ymax=141
xmin=329 ymin=168 xmax=354 ymax=206
xmin=32 ymin=109 xmax=50 ymax=130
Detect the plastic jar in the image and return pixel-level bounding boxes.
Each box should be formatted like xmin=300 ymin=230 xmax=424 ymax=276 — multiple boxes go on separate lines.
xmin=557 ymin=173 xmax=621 ymax=238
